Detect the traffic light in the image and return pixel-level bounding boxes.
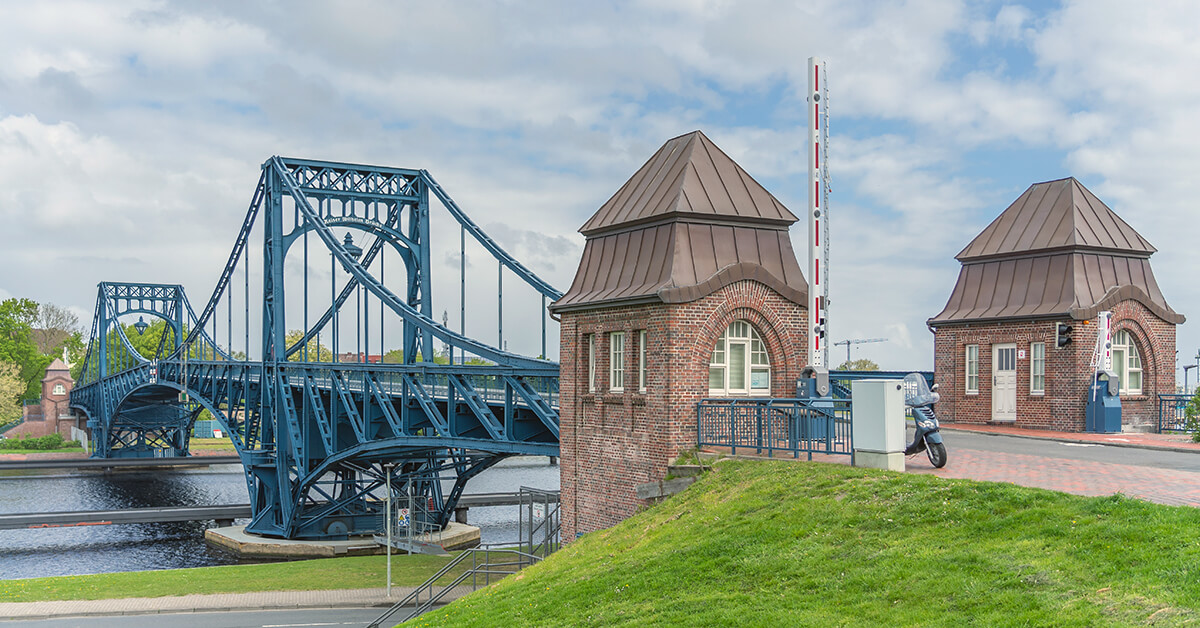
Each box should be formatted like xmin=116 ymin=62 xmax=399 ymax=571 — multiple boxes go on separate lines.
xmin=1056 ymin=322 xmax=1073 ymax=348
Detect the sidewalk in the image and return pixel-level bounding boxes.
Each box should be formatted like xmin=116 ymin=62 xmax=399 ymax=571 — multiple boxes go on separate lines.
xmin=0 ymin=585 xmax=470 ymax=620
xmin=939 ymin=421 xmax=1200 ymax=453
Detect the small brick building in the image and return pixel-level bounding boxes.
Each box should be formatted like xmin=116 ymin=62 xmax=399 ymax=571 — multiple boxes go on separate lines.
xmin=550 ymin=130 xmax=810 ymax=538
xmin=928 ymin=177 xmax=1183 ymax=431
xmin=8 ymin=359 xmax=79 ymax=439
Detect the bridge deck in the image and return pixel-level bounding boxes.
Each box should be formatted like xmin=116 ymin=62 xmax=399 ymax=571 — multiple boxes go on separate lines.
xmin=0 ymin=492 xmax=556 ymax=530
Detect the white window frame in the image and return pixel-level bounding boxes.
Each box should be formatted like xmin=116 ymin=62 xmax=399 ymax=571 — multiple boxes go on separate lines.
xmin=52 ymin=383 xmax=66 ymax=396
xmin=587 ymin=334 xmax=596 ymax=393
xmin=965 ymin=345 xmax=979 ymax=394
xmin=1111 ymin=330 xmax=1143 ymax=395
xmin=638 ymin=330 xmax=647 ymax=393
xmin=708 ymin=320 xmax=771 ymax=397
xmin=609 ymin=332 xmax=625 ymax=392
xmin=1030 ymin=342 xmax=1045 ymax=395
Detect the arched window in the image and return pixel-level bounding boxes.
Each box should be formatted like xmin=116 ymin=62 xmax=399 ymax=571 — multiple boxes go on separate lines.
xmin=1111 ymin=330 xmax=1143 ymax=395
xmin=52 ymin=384 xmax=65 ymax=396
xmin=708 ymin=321 xmax=771 ymax=396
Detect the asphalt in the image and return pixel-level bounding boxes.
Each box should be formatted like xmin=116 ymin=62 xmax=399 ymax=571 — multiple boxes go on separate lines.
xmin=4 ymin=426 xmax=1199 ymax=620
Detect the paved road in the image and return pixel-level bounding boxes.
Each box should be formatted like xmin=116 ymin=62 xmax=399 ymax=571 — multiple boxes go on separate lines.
xmin=908 ymin=428 xmax=1200 ymax=507
xmin=937 ymin=429 xmax=1200 ymax=473
xmin=0 ymin=607 xmax=387 ymax=628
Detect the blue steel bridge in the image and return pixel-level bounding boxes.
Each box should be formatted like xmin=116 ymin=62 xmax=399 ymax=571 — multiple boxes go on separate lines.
xmin=69 ymin=157 xmax=562 ymax=539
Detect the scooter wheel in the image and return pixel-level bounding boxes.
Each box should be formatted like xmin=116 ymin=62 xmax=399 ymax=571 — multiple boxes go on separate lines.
xmin=926 ymin=442 xmax=947 ymax=468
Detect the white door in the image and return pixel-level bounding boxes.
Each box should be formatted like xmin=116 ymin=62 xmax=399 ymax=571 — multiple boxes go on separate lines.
xmin=992 ymin=344 xmax=1017 ymax=421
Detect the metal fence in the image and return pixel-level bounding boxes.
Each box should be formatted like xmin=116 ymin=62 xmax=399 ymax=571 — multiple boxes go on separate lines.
xmin=697 ymin=397 xmax=853 ymax=460
xmin=829 ymin=370 xmax=933 ymax=398
xmin=1158 ymin=394 xmax=1194 ymax=433
xmin=368 ymin=487 xmax=561 ymax=627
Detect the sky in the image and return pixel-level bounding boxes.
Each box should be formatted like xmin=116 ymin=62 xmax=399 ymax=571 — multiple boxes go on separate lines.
xmin=0 ymin=0 xmax=1197 ymax=379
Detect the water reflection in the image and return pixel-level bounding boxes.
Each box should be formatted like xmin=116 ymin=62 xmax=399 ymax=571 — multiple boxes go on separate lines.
xmin=0 ymin=457 xmax=558 ymax=580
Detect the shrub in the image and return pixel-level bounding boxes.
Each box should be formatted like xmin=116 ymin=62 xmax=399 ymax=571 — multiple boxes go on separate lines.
xmin=1184 ymin=390 xmax=1200 ymax=442
xmin=0 ymin=432 xmax=70 ymax=451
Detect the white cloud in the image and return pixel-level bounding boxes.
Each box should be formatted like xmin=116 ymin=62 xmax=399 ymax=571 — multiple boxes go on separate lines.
xmin=0 ymin=1 xmax=1196 ymax=375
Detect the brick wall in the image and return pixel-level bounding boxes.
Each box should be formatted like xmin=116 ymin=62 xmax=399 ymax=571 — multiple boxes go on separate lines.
xmin=932 ymin=299 xmax=1175 ymax=431
xmin=558 ymin=280 xmax=807 ymax=539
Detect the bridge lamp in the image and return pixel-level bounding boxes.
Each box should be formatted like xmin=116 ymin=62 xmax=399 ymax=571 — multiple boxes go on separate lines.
xmin=134 ymin=316 xmax=149 ymax=335
xmin=342 ymin=233 xmax=363 ymax=260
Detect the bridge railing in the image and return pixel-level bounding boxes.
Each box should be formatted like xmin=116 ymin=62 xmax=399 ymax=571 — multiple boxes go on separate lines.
xmin=1158 ymin=394 xmax=1194 ymax=433
xmin=697 ymin=397 xmax=852 ymax=460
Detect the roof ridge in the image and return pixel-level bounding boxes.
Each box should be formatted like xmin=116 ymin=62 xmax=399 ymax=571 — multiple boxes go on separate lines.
xmin=957 ymin=177 xmax=1155 ymax=261
xmin=579 ymin=130 xmax=797 ymax=236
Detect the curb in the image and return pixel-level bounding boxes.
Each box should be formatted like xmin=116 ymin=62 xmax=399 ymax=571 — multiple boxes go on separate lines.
xmin=939 ymin=424 xmax=1200 ymax=455
xmin=0 ymin=590 xmax=421 ymax=620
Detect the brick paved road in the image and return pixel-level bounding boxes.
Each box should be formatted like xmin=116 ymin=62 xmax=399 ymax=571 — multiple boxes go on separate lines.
xmin=905 ymin=447 xmax=1200 ymax=507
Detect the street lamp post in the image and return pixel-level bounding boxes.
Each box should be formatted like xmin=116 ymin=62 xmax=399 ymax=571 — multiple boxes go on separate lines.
xmin=383 ymin=462 xmax=395 ymax=597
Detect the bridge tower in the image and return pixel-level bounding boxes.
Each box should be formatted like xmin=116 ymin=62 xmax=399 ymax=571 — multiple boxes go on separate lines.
xmin=76 ymin=282 xmax=193 ymax=458
xmin=551 ymin=131 xmax=810 ymax=538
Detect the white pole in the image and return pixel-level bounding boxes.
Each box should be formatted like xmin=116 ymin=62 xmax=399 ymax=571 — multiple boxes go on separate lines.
xmin=385 ymin=464 xmax=393 ymax=597
xmin=807 ymin=56 xmax=826 ymax=370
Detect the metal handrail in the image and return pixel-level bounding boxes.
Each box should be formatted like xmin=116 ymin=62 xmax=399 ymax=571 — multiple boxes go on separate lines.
xmin=1158 ymin=393 xmax=1193 ymax=433
xmin=367 ymin=546 xmax=544 ymax=627
xmin=697 ymin=397 xmax=853 ymax=460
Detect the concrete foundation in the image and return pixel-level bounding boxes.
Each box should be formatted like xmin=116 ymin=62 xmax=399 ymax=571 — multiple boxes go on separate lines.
xmin=205 ymin=522 xmax=481 ymax=559
xmin=853 ymin=450 xmax=905 ymax=472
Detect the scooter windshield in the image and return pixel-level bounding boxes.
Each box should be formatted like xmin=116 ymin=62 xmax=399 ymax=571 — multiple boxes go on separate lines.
xmin=903 ymin=373 xmax=937 ymax=407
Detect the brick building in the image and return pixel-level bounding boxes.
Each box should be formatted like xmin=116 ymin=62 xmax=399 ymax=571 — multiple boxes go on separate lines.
xmin=8 ymin=359 xmax=79 ymax=439
xmin=928 ymin=177 xmax=1184 ymax=431
xmin=550 ymin=130 xmax=809 ymax=538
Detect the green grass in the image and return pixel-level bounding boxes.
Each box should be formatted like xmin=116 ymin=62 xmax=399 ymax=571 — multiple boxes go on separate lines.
xmin=189 ymin=437 xmax=237 ymax=452
xmin=0 ymin=445 xmax=84 ymax=455
xmin=0 ymin=553 xmax=465 ymax=603
xmin=413 ymin=461 xmax=1200 ymax=627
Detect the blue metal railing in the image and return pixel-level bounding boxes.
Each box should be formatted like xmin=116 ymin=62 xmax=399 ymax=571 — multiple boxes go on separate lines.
xmin=697 ymin=397 xmax=852 ymax=460
xmin=829 ymin=370 xmax=933 ymax=399
xmin=1157 ymin=394 xmax=1194 ymax=433
xmin=0 ymin=417 xmax=25 ymax=436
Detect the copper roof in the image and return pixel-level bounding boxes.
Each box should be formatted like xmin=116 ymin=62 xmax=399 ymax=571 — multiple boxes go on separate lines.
xmin=552 ymin=131 xmax=807 ymax=313
xmin=931 ymin=178 xmax=1183 ymax=326
xmin=930 ymin=253 xmax=1183 ymax=325
xmin=579 ymin=130 xmax=797 ymax=236
xmin=956 ymin=177 xmax=1155 ymax=261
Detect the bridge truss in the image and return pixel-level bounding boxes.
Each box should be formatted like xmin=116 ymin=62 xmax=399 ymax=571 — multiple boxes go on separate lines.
xmin=71 ymin=157 xmax=562 ymax=539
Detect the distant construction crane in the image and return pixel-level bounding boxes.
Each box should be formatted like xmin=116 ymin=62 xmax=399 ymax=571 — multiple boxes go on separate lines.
xmin=833 ymin=337 xmax=888 ymax=365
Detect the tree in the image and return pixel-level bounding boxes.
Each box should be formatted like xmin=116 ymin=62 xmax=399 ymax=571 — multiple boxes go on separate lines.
xmin=0 ymin=298 xmax=52 ymax=400
xmin=0 ymin=362 xmax=23 ymax=427
xmin=836 ymin=358 xmax=880 ymax=371
xmin=31 ymin=303 xmax=82 ymax=357
xmin=381 ymin=348 xmax=451 ymax=365
xmin=286 ymin=330 xmax=333 ymax=362
xmin=115 ymin=318 xmax=177 ymax=360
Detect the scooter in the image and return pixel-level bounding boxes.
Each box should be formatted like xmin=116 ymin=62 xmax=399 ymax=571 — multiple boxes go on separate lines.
xmin=902 ymin=373 xmax=947 ymax=468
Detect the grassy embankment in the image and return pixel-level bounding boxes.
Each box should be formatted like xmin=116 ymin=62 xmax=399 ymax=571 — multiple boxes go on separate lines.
xmin=410 ymin=460 xmax=1200 ymax=627
xmin=0 ymin=554 xmax=465 ymax=602
xmin=189 ymin=437 xmax=237 ymax=452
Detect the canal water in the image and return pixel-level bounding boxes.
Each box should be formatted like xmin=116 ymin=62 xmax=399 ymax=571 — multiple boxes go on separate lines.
xmin=0 ymin=457 xmax=558 ymax=580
